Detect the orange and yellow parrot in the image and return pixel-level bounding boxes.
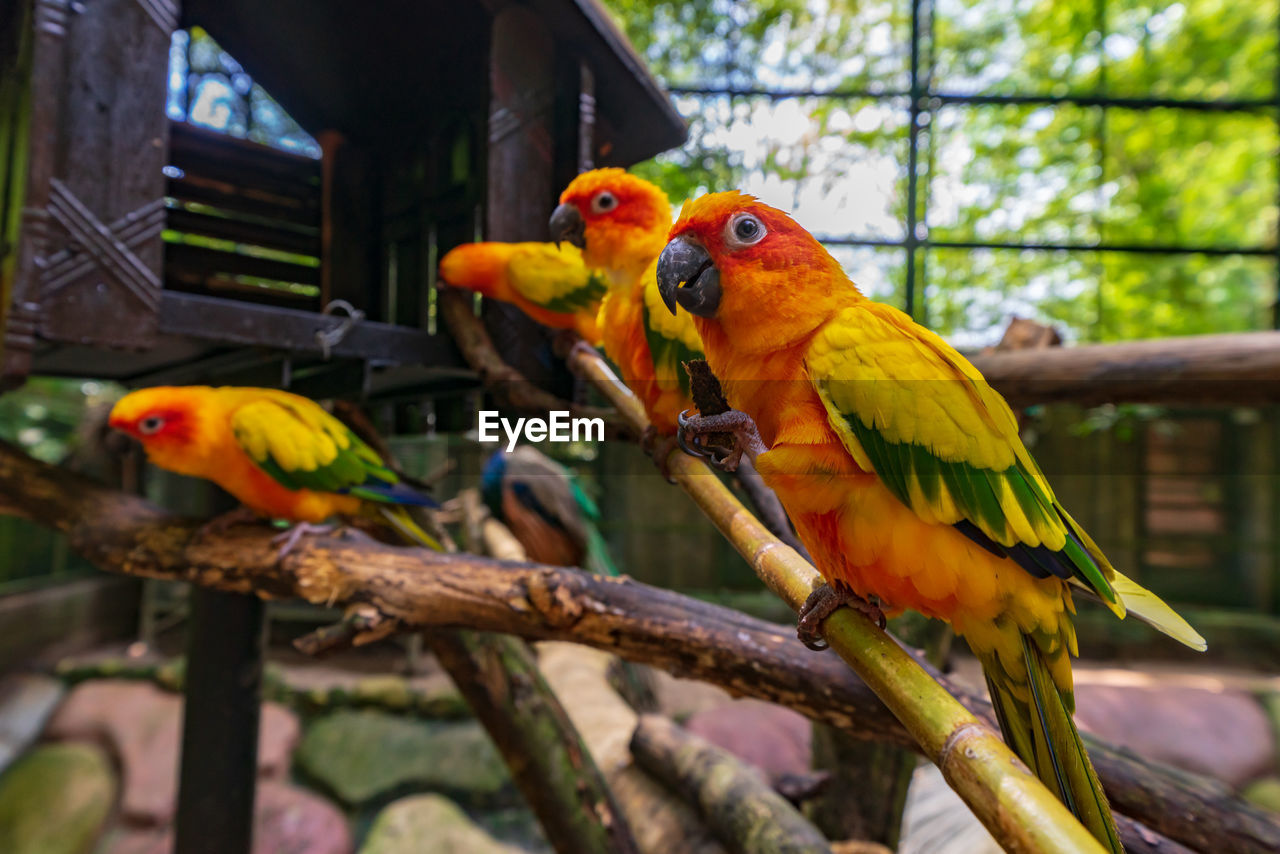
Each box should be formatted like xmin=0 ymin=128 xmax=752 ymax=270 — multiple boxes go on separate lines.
xmin=549 ymin=168 xmax=703 ymax=442
xmin=108 ymin=386 xmax=441 ymax=551
xmin=438 ymin=241 xmax=606 ymax=344
xmin=657 ymin=192 xmax=1205 ymax=852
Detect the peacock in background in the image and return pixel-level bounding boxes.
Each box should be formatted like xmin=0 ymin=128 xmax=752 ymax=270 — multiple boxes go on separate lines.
xmin=481 ymin=445 xmax=619 ymax=577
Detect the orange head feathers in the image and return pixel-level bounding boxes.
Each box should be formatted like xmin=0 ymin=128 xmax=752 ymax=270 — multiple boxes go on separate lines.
xmin=108 ymin=386 xmax=215 ymax=477
xmin=550 ymin=168 xmax=671 ymax=277
xmin=658 ymin=191 xmax=858 ymax=352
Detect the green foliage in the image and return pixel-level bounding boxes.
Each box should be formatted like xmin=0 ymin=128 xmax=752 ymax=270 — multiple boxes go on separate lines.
xmin=0 ymin=378 xmax=115 ymax=463
xmin=610 ymin=0 xmax=1279 ymax=343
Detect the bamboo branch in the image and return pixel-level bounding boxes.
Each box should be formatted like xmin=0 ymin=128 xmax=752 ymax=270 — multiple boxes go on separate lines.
xmin=566 ymin=348 xmax=1103 ymax=854
xmin=0 ymin=441 xmax=1272 ymax=853
xmin=630 ymin=714 xmax=833 ymax=854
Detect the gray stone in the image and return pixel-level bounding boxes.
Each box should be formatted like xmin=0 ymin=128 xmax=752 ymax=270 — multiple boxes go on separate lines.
xmin=46 ymin=679 xmax=299 ymax=824
xmin=297 ymin=711 xmax=511 ymax=808
xmin=359 ymin=795 xmax=521 ymax=854
xmin=0 ymin=742 xmax=116 ymax=854
xmin=1074 ymin=683 xmax=1275 ymax=787
xmin=0 ymin=674 xmax=64 ymax=776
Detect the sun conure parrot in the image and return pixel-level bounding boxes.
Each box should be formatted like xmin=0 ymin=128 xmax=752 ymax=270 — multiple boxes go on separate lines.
xmin=438 ymin=241 xmax=606 ymax=344
xmin=656 ymin=191 xmax=1206 ymax=853
xmin=481 ymin=445 xmax=618 ymax=576
xmin=108 ymin=386 xmax=441 ymax=552
xmin=548 ymin=169 xmax=703 ymax=448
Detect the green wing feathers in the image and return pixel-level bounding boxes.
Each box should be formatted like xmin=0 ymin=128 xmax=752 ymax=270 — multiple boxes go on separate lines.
xmin=229 ymin=394 xmax=438 ymax=511
xmin=809 ymin=302 xmax=1204 ymax=650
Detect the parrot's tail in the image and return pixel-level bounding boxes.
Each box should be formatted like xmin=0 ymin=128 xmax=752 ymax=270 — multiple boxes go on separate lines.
xmin=376 ymin=505 xmax=444 ymax=551
xmin=981 ymin=634 xmax=1123 ymax=853
xmin=583 ymin=523 xmax=620 ymax=577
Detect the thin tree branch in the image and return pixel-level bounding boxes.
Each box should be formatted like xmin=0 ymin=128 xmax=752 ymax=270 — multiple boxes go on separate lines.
xmin=438 ymin=287 xmax=630 ymax=438
xmin=631 ymin=714 xmax=834 ymax=854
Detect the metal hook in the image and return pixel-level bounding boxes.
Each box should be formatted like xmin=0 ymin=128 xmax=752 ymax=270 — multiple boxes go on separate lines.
xmin=315 ymin=299 xmax=365 ymax=360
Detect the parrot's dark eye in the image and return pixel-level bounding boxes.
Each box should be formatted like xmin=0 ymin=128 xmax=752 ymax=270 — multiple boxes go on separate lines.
xmin=138 ymin=416 xmax=165 ymax=435
xmin=726 ymin=213 xmax=766 ymax=247
xmin=590 ymin=192 xmax=617 ymax=214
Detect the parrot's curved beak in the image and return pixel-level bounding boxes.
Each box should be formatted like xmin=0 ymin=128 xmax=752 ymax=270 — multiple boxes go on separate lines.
xmin=549 ymin=203 xmax=586 ymax=249
xmin=657 ymin=236 xmax=720 ymax=318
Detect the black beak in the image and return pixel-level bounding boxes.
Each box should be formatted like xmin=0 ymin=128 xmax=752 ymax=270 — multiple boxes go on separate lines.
xmin=549 ymin=203 xmax=586 ymax=249
xmin=656 ymin=236 xmax=720 ymax=318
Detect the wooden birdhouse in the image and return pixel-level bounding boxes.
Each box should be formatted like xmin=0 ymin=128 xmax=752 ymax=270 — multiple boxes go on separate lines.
xmin=0 ymin=0 xmax=685 ymax=400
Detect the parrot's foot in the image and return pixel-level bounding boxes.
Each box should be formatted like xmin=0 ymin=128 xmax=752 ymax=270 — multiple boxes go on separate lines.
xmin=676 ymin=408 xmax=766 ymax=472
xmin=197 ymin=506 xmax=261 ymax=540
xmin=271 ymin=522 xmax=336 ymax=560
xmin=641 ymin=426 xmax=680 ymax=483
xmin=797 ymin=584 xmax=886 ymax=651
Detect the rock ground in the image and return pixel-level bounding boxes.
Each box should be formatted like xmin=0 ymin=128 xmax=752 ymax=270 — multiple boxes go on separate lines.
xmin=2 ymin=645 xmax=1274 ymax=854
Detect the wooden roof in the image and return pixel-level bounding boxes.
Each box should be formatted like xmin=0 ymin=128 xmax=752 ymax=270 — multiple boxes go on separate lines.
xmin=181 ymin=0 xmax=686 ymax=165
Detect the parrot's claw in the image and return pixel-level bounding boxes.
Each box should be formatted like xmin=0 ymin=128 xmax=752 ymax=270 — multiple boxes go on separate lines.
xmin=676 ymin=408 xmax=767 ymax=472
xmin=797 ymin=584 xmax=886 ymax=651
xmin=271 ymin=522 xmax=337 ymax=560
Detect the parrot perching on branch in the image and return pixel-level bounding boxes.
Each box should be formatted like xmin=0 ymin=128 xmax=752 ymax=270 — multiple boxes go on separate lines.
xmin=109 ymin=386 xmax=441 ymax=551
xmin=656 ymin=192 xmax=1206 ymax=853
xmin=438 ymin=241 xmax=606 ymax=344
xmin=549 ymin=169 xmax=704 ymax=447
xmin=481 ymin=445 xmax=619 ymax=577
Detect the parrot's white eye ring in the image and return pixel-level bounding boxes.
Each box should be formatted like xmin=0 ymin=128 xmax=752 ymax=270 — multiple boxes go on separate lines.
xmin=138 ymin=416 xmax=165 ymax=435
xmin=591 ymin=192 xmax=617 ymax=214
xmin=726 ymin=213 xmax=766 ymax=247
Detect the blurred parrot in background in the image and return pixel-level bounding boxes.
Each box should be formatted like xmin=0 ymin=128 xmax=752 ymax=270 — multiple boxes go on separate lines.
xmin=109 ymin=386 xmax=441 ymax=552
xmin=481 ymin=445 xmax=618 ymax=577
xmin=657 ymin=192 xmax=1206 ymax=853
xmin=549 ymin=169 xmax=703 ymax=452
xmin=438 ymin=241 xmax=606 ymax=344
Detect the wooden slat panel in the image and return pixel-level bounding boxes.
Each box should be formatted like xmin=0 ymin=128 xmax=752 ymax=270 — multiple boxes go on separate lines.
xmin=165 ymin=242 xmax=320 ymax=286
xmin=167 ymin=175 xmax=319 ymax=228
xmin=165 ymin=206 xmax=319 ymax=256
xmin=170 ymin=146 xmax=320 ymax=210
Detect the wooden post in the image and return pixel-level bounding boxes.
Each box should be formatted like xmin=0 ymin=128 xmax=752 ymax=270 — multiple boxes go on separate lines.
xmin=173 ymin=588 xmax=264 ymax=854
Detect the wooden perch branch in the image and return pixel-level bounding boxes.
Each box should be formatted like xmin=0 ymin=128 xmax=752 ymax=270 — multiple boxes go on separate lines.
xmin=970 ymin=329 xmax=1280 ymax=407
xmin=0 ymin=442 xmax=1274 ymax=853
xmin=437 ymin=287 xmax=630 ymax=436
xmin=631 ymin=714 xmax=834 ymax=854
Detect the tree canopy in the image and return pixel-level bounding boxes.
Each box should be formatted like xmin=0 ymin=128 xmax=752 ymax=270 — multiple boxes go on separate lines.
xmin=607 ymin=0 xmax=1278 ymax=345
